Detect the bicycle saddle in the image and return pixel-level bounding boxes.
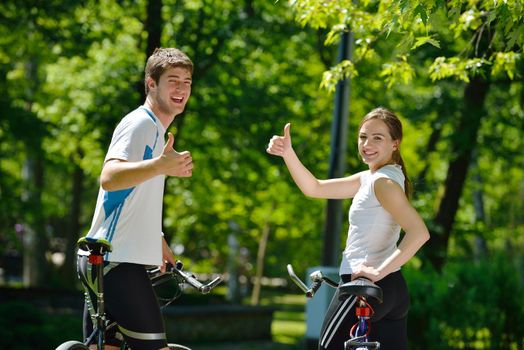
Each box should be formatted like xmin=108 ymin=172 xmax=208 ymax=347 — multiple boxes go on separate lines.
xmin=77 ymin=237 xmax=112 ymax=255
xmin=338 ymin=278 xmax=383 ymax=303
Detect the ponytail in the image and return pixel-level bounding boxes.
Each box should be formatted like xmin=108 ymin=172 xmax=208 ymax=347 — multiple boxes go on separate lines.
xmin=393 ymin=150 xmax=412 ymax=199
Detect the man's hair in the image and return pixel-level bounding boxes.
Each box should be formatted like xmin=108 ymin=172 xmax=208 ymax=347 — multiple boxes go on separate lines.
xmin=144 ymin=47 xmax=193 ymax=95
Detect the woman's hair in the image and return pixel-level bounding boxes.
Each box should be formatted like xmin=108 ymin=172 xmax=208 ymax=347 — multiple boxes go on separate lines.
xmin=144 ymin=47 xmax=194 ymax=95
xmin=359 ymin=107 xmax=412 ymax=198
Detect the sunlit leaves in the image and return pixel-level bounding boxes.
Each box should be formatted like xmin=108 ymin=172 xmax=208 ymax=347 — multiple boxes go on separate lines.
xmin=380 ymin=55 xmax=415 ymax=88
xmin=320 ymin=59 xmax=358 ymax=93
xmin=491 ymin=52 xmax=520 ymax=80
xmin=412 ymin=35 xmax=440 ymax=50
xmin=34 ymin=2 xmax=144 ymax=175
xmin=428 ymin=57 xmax=490 ymax=82
xmin=289 ymin=0 xmax=524 ymax=88
xmin=290 ymin=0 xmax=353 ymax=29
xmin=325 ymin=24 xmax=348 ymax=46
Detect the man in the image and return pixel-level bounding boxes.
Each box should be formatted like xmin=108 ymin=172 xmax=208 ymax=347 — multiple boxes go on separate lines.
xmin=79 ymin=47 xmax=194 ymax=350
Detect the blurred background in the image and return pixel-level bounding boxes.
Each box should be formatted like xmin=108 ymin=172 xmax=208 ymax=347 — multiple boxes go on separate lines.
xmin=1 ymin=1 xmax=523 ymax=349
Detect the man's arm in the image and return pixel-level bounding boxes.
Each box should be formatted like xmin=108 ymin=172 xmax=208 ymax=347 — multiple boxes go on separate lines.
xmin=100 ymin=132 xmax=193 ymax=191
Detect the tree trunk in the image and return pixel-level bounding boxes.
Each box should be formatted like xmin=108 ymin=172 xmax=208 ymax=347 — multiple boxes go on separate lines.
xmin=22 ymin=153 xmax=48 ymax=287
xmin=139 ymin=0 xmax=163 ymax=102
xmin=471 ymin=149 xmax=488 ymax=261
xmin=426 ymin=76 xmax=490 ymax=272
xmin=251 ymin=220 xmax=271 ymax=306
xmin=21 ymin=52 xmax=48 ymax=287
xmin=61 ymin=154 xmax=85 ymax=286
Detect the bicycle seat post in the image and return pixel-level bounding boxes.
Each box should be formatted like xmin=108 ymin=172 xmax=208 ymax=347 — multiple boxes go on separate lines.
xmin=78 ymin=237 xmax=112 ymax=350
xmin=89 ymin=254 xmax=106 ymax=350
xmin=339 ymin=278 xmax=383 ymax=350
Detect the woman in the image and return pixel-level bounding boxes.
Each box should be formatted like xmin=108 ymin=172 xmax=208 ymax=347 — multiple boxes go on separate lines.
xmin=267 ymin=107 xmax=430 ymax=350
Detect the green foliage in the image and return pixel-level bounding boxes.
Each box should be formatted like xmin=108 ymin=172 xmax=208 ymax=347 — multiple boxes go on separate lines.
xmin=153 ymin=0 xmax=336 ymax=276
xmin=0 ymin=301 xmax=49 ymax=349
xmin=428 ymin=57 xmax=490 ymax=82
xmin=406 ymin=253 xmax=524 ymax=349
xmin=288 ymin=0 xmax=524 ymax=87
xmin=321 ymin=59 xmax=358 ymax=92
xmin=0 ymin=300 xmax=85 ymax=349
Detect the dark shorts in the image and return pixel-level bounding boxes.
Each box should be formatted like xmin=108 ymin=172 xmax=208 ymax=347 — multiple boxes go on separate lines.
xmin=77 ymin=255 xmax=168 ymax=350
xmin=319 ymin=270 xmax=410 ymax=350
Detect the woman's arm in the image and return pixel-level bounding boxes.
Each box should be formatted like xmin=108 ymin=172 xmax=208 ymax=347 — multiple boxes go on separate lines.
xmin=353 ymin=178 xmax=430 ymax=282
xmin=267 ymin=123 xmax=361 ymax=199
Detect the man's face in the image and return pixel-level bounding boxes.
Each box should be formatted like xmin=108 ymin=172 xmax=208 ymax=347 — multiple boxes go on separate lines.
xmin=149 ymin=66 xmax=192 ymax=117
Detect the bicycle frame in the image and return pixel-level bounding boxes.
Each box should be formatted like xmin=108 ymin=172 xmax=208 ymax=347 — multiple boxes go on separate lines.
xmin=57 ymin=237 xmax=222 ymax=350
xmin=287 ymin=264 xmax=381 ymax=350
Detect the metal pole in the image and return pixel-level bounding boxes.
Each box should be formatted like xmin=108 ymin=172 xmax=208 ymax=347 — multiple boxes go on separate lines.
xmin=321 ymin=31 xmax=353 ymax=266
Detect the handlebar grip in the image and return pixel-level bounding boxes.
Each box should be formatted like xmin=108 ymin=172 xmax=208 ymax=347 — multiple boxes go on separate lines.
xmin=306 ymin=279 xmax=323 ymax=298
xmin=203 ymin=276 xmax=222 ymax=294
xmin=287 ymin=264 xmax=309 ymax=294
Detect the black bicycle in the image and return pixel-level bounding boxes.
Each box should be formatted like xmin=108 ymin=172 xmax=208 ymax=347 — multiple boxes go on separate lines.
xmin=56 ymin=237 xmax=222 ymax=350
xmin=287 ymin=264 xmax=383 ymax=350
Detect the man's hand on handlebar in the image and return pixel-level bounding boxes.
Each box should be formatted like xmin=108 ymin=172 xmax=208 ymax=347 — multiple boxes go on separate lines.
xmin=161 ymin=237 xmax=177 ymax=273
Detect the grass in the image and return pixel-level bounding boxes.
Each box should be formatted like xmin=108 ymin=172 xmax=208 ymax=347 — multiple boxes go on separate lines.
xmin=269 ymin=293 xmax=307 ymax=345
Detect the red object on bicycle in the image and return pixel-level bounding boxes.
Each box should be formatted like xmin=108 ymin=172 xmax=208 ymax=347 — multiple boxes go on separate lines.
xmin=356 ymin=306 xmax=372 ymax=317
xmin=88 ymin=255 xmax=104 ymax=265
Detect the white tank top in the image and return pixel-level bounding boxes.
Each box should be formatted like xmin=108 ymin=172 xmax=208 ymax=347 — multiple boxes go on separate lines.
xmin=339 ymin=164 xmax=405 ymax=275
xmin=80 ymin=106 xmax=166 ymax=266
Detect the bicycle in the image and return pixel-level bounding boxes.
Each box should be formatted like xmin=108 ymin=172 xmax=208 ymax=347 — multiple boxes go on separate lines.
xmin=56 ymin=237 xmax=222 ymax=350
xmin=287 ymin=264 xmax=383 ymax=350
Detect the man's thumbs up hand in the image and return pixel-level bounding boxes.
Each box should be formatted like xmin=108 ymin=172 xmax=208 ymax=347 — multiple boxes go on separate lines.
xmin=158 ymin=132 xmax=193 ymax=177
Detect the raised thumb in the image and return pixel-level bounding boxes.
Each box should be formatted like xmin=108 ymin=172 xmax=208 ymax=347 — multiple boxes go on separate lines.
xmin=283 ymin=123 xmax=291 ymax=139
xmin=163 ymin=132 xmax=174 ymax=152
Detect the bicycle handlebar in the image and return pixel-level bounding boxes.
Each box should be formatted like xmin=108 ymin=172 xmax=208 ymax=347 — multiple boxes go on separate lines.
xmin=148 ymin=260 xmax=222 ymax=294
xmin=174 ymin=266 xmax=222 ymax=294
xmin=287 ymin=264 xmax=309 ymax=294
xmin=287 ymin=264 xmax=338 ymax=298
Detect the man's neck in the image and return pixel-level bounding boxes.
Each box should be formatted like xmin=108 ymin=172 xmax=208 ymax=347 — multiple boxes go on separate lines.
xmin=144 ymin=97 xmax=175 ymax=130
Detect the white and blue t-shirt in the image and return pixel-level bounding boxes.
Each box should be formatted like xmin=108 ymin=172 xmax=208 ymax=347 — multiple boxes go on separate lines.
xmin=339 ymin=164 xmax=405 ymax=275
xmin=82 ymin=106 xmax=166 ymax=266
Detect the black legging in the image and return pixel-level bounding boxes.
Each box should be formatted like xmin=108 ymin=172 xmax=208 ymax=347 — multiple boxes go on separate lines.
xmin=78 ymin=255 xmax=168 ymax=350
xmin=318 ymin=270 xmax=410 ymax=350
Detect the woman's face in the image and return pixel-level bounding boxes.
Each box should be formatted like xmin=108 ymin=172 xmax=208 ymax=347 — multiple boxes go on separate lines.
xmin=358 ymin=118 xmax=399 ymax=172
